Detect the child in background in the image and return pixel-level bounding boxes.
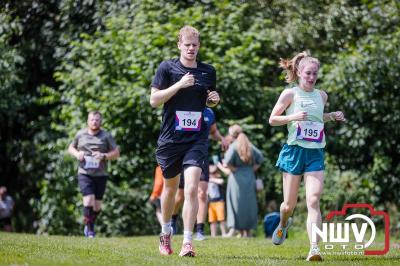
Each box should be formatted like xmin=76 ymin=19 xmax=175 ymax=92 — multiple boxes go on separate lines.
xmin=0 ymin=186 xmax=14 ymax=232
xmin=208 ymin=164 xmax=227 ymax=237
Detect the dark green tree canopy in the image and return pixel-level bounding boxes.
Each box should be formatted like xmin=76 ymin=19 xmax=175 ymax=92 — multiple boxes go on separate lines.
xmin=1 ymin=0 xmax=399 ymax=235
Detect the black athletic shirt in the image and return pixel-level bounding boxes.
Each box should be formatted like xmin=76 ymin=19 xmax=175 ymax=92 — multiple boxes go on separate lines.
xmin=151 ymin=58 xmax=216 ymax=145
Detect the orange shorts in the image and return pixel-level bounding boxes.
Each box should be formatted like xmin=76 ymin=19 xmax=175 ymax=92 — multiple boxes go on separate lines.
xmin=208 ymin=201 xmax=225 ymax=223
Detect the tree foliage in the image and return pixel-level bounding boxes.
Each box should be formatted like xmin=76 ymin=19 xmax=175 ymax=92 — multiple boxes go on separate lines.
xmin=0 ymin=0 xmax=139 ymax=232
xmin=1 ymin=0 xmax=399 ymax=234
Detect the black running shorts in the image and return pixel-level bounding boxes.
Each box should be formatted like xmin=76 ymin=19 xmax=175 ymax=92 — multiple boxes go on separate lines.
xmin=179 ymin=159 xmax=209 ymax=189
xmin=78 ymin=174 xmax=108 ymax=200
xmin=156 ymin=140 xmax=208 ymax=179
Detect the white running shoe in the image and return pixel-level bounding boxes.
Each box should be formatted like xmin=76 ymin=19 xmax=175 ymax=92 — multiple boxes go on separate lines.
xmin=194 ymin=231 xmax=206 ymax=241
xmin=272 ymin=217 xmax=293 ymax=245
xmin=306 ymin=246 xmax=323 ymax=261
xmin=179 ymin=242 xmax=196 ymax=257
xmin=159 ymin=232 xmax=173 ymax=256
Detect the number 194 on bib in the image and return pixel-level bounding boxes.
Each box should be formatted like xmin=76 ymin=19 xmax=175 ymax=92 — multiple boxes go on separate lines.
xmin=175 ymin=111 xmax=202 ymax=131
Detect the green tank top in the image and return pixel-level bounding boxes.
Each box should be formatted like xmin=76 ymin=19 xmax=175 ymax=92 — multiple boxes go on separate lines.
xmin=286 ymin=86 xmax=326 ymax=148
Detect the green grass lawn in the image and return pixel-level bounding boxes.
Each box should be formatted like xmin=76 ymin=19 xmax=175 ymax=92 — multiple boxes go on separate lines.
xmin=0 ymin=232 xmax=399 ymax=265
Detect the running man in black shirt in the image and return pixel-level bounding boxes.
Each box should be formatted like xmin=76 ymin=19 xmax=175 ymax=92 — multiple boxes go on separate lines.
xmin=150 ymin=25 xmax=220 ymax=257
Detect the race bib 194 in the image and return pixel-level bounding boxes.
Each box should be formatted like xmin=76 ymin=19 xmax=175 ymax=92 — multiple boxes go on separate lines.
xmin=296 ymin=121 xmax=324 ymax=143
xmin=83 ymin=156 xmax=100 ymax=169
xmin=175 ymin=111 xmax=202 ymax=131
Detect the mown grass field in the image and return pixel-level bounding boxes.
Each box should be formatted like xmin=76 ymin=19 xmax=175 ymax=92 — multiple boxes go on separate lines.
xmin=0 ymin=231 xmax=399 ymax=265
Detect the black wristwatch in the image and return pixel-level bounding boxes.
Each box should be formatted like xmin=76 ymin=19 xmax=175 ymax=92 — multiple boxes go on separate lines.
xmin=102 ymin=153 xmax=107 ymax=160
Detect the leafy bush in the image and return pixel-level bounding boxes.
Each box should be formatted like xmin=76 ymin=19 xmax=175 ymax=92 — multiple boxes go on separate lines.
xmin=2 ymin=0 xmax=398 ymax=235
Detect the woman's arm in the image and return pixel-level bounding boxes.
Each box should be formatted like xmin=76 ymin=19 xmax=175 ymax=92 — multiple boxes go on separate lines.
xmin=217 ymin=162 xmax=232 ymax=175
xmin=323 ymin=111 xmax=346 ymax=122
xmin=269 ymin=89 xmax=307 ymax=126
xmin=253 ymin=164 xmax=261 ymax=172
xmin=320 ymin=90 xmax=346 ymax=122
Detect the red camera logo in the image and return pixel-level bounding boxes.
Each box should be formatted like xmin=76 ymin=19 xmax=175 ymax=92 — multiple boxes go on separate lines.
xmin=312 ymin=203 xmax=390 ymax=255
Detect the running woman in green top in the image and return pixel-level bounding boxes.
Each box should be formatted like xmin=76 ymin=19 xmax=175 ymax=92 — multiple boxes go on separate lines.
xmin=269 ymin=51 xmax=345 ymax=261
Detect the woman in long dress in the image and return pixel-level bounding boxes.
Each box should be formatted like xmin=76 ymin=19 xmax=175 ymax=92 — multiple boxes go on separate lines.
xmin=224 ymin=125 xmax=264 ymax=237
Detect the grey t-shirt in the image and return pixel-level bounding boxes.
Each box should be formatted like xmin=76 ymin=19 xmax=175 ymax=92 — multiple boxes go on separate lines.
xmin=71 ymin=128 xmax=118 ymax=177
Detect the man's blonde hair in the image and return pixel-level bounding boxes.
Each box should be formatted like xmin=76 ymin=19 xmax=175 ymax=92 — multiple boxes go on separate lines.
xmin=178 ymin=26 xmax=200 ymax=42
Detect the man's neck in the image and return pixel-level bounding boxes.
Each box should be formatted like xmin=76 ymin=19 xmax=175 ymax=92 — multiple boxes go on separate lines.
xmin=87 ymin=128 xmax=100 ymax=135
xmin=180 ymin=57 xmax=197 ymax=68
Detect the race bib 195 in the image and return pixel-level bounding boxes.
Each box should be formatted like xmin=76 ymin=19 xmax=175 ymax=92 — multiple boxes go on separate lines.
xmin=296 ymin=121 xmax=324 ymax=143
xmin=83 ymin=156 xmax=100 ymax=169
xmin=175 ymin=111 xmax=202 ymax=131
